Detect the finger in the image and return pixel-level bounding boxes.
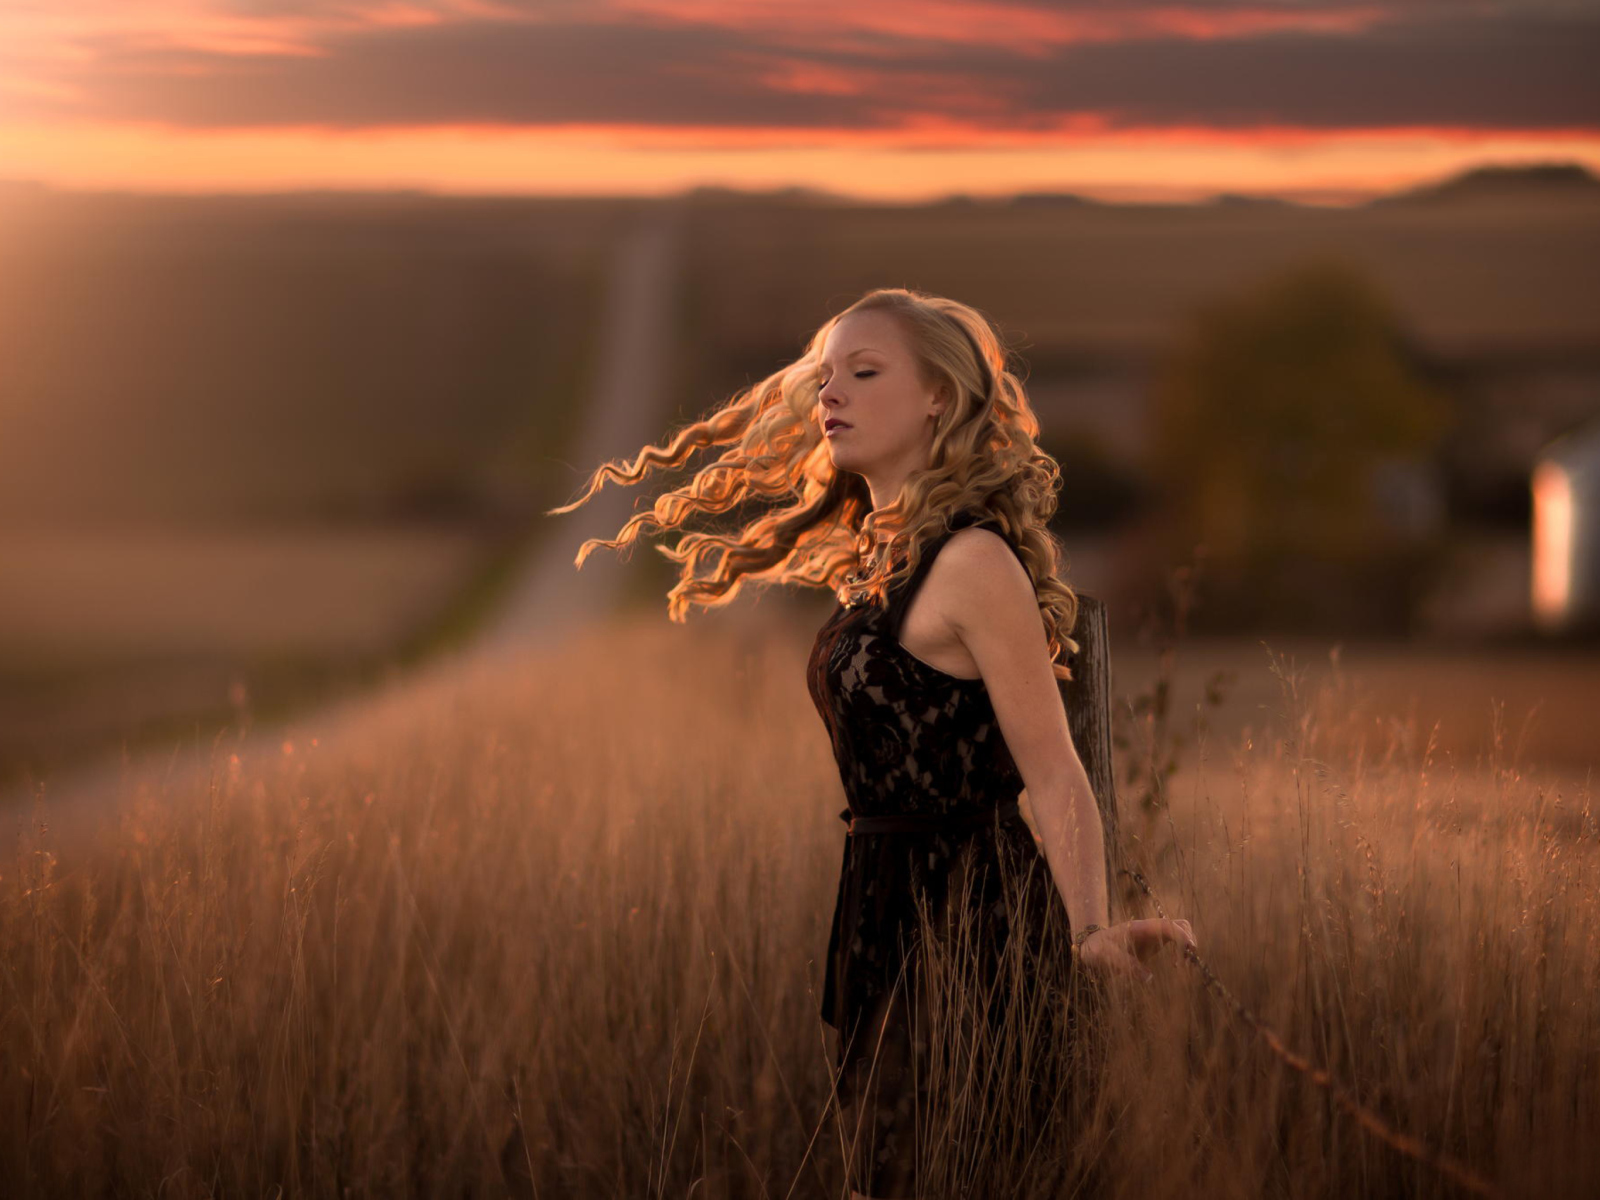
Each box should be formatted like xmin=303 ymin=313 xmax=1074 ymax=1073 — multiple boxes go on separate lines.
xmin=1127 ymin=918 xmax=1184 ymax=952
xmin=1137 ymin=919 xmax=1194 ymax=954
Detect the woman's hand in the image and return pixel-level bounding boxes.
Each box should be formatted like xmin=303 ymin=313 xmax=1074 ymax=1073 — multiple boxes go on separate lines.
xmin=1077 ymin=918 xmax=1196 ymax=984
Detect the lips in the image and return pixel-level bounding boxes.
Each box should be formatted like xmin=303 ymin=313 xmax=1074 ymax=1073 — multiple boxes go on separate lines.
xmin=825 ymin=418 xmax=851 ymax=431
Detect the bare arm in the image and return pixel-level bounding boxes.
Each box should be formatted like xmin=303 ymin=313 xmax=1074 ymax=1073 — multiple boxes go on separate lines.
xmin=932 ymin=529 xmax=1108 ymax=930
xmin=1027 ymin=763 xmax=1112 ymax=935
xmin=933 ymin=528 xmax=1196 ymax=978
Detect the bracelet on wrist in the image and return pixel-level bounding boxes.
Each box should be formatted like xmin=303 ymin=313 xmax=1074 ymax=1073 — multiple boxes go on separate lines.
xmin=1072 ymin=923 xmax=1105 ymax=950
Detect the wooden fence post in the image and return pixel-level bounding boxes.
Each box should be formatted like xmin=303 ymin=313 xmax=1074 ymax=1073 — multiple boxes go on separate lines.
xmin=1055 ymin=592 xmax=1123 ymax=922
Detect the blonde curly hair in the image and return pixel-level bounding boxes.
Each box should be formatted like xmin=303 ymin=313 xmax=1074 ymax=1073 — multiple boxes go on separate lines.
xmin=547 ymin=286 xmax=1082 ymax=679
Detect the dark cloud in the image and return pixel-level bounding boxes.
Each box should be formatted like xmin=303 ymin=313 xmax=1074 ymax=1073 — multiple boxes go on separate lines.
xmin=971 ymin=0 xmax=1593 ymax=19
xmin=1017 ymin=8 xmax=1600 ymax=131
xmin=13 ymin=3 xmax=1599 ymax=133
xmin=47 ymin=19 xmax=875 ymax=130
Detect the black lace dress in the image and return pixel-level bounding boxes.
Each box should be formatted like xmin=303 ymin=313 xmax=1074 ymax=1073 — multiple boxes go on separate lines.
xmin=806 ymin=510 xmax=1097 ymax=1197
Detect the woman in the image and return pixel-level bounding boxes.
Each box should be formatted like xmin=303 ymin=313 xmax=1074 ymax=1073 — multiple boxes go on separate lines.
xmin=551 ymin=286 xmax=1197 ymax=1198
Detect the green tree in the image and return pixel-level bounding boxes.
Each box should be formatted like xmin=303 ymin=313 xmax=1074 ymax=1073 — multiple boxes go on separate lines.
xmin=1148 ymin=257 xmax=1455 ymax=631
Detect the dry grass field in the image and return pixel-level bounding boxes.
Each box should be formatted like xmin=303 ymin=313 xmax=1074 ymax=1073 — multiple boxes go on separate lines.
xmin=2 ymin=612 xmax=1594 ymax=1198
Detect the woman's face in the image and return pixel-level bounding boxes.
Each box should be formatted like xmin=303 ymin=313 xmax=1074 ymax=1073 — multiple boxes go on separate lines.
xmin=815 ymin=310 xmax=945 ymax=492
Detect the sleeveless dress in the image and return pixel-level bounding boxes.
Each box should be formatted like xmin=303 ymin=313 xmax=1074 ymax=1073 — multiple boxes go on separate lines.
xmin=806 ymin=510 xmax=1098 ymax=1197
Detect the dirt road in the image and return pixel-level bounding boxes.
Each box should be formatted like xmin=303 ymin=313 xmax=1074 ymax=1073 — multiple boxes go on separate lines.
xmin=4 ymin=203 xmax=689 ymax=849
xmin=471 ymin=203 xmax=686 ymax=656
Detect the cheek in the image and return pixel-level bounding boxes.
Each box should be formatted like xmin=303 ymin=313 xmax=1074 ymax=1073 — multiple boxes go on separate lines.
xmin=885 ymin=392 xmax=928 ymax=439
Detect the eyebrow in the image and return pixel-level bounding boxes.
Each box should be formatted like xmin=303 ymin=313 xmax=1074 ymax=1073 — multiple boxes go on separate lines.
xmin=817 ymin=348 xmax=882 ymax=368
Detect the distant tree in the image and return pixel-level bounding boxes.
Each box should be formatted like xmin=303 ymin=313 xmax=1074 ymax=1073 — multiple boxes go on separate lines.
xmin=1147 ymin=257 xmax=1455 ymax=632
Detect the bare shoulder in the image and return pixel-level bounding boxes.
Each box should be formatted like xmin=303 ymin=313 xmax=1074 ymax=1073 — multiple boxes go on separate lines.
xmin=929 ymin=526 xmax=1035 ymax=633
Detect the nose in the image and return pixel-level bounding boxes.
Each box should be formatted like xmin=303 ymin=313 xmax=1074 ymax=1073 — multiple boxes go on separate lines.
xmin=817 ymin=374 xmax=845 ymax=409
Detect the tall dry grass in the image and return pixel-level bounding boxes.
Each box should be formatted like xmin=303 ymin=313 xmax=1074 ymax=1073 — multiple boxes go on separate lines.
xmin=1 ymin=612 xmax=1595 ymax=1198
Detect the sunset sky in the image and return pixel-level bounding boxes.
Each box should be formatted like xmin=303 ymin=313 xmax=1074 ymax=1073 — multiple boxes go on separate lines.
xmin=2 ymin=0 xmax=1597 ymax=204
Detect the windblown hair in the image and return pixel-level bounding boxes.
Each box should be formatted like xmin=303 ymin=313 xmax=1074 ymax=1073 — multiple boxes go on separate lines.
xmin=547 ymin=286 xmax=1082 ymax=679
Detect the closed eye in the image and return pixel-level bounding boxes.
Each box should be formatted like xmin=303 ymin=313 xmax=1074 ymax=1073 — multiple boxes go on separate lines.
xmin=817 ymin=371 xmax=877 ymax=386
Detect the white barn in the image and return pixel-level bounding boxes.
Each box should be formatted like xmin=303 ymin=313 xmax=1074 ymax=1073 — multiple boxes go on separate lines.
xmin=1532 ymin=417 xmax=1600 ymax=634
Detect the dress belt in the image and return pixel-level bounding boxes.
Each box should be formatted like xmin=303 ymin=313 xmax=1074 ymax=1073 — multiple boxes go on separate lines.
xmin=838 ymin=796 xmax=1023 ymax=836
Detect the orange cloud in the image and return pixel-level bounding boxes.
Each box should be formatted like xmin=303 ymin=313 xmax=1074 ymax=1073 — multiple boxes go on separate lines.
xmin=2 ymin=114 xmax=1594 ymax=206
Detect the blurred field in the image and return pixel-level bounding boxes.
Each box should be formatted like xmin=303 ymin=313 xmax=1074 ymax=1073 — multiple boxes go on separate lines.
xmin=0 ymin=191 xmax=649 ymax=786
xmin=0 ymin=522 xmax=510 ymax=785
xmin=676 ymin=185 xmax=1600 ymax=394
xmin=0 ymin=524 xmax=493 ymax=663
xmin=4 ymin=179 xmax=1595 ymax=792
xmin=2 ymin=612 xmax=1593 ymax=1197
xmin=1106 ymin=629 xmax=1600 ymax=775
xmin=0 ymin=190 xmax=633 ymax=524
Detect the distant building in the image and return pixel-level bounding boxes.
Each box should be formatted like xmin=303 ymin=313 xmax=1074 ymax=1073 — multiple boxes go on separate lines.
xmin=1532 ymin=418 xmax=1600 ymax=633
